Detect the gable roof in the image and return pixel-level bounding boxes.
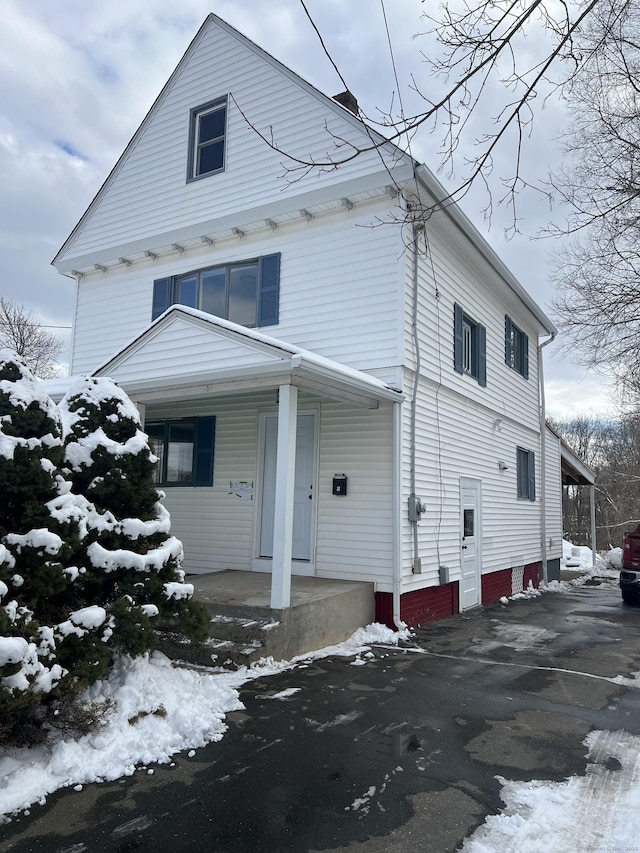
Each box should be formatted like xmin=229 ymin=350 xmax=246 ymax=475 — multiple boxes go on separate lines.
xmin=53 ymin=14 xmax=413 ymax=274
xmin=94 ymin=305 xmax=404 ymax=409
xmin=52 ymin=14 xmax=555 ymax=337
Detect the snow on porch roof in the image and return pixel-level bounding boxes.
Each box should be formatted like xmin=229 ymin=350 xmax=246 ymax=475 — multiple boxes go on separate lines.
xmin=91 ymin=305 xmax=405 ymax=408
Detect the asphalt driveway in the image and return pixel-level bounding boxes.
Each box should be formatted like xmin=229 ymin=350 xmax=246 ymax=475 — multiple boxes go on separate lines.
xmin=2 ymin=576 xmax=639 ymax=853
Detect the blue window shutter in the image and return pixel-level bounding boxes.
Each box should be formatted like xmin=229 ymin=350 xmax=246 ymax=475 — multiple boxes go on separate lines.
xmin=527 ymin=450 xmax=536 ymax=500
xmin=522 ymin=333 xmax=529 ymax=380
xmin=453 ymin=303 xmax=463 ymax=373
xmin=152 ymin=278 xmax=172 ymax=320
xmin=478 ymin=324 xmax=487 ymax=387
xmin=193 ymin=417 xmax=215 ymax=486
xmin=505 ymin=315 xmax=512 ymax=366
xmin=257 ymin=253 xmax=280 ymax=326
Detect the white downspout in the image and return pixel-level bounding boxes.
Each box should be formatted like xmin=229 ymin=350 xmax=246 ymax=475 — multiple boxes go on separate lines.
xmin=538 ymin=333 xmax=556 ymax=584
xmin=392 ymin=399 xmax=404 ymax=629
xmin=409 ymin=223 xmax=423 ymax=574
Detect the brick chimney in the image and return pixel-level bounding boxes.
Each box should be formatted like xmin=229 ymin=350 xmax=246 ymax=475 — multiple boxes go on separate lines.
xmin=332 ymin=90 xmax=359 ymax=116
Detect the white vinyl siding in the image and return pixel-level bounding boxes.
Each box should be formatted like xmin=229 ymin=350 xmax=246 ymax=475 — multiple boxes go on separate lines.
xmin=400 ymin=373 xmax=543 ymax=592
xmin=57 ymin=20 xmax=403 ymax=264
xmin=145 ymin=392 xmax=393 ymax=583
xmin=316 ymin=401 xmax=393 ymax=588
xmin=544 ymin=427 xmax=563 ymax=560
xmin=405 ymin=216 xmax=540 ymax=432
xmin=70 ymin=201 xmax=404 ymax=376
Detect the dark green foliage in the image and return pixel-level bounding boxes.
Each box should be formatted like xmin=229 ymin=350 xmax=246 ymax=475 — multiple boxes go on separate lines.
xmin=0 ymin=686 xmax=46 ymax=748
xmin=61 ymin=377 xmax=207 ymax=651
xmin=61 ymin=380 xmax=159 ymax=520
xmin=0 ymin=363 xmax=208 ymax=747
xmin=167 ymin=598 xmax=209 ymax=644
xmin=107 ymin=597 xmax=155 ymax=657
xmin=0 ymin=354 xmax=76 ymax=626
xmin=0 ymin=360 xmax=63 ymax=539
xmin=54 ymin=629 xmax=112 ymax=687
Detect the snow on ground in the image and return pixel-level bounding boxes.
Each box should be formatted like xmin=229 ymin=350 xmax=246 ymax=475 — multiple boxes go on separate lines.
xmin=0 ymin=623 xmax=404 ymax=820
xmin=562 ymin=538 xmax=620 ymax=579
xmin=2 ymin=553 xmax=638 ymax=853
xmin=463 ymin=728 xmax=640 ymax=853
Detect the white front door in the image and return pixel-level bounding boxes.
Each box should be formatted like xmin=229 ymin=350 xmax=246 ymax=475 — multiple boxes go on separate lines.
xmin=460 ymin=477 xmax=482 ymax=611
xmin=259 ymin=412 xmax=316 ymax=565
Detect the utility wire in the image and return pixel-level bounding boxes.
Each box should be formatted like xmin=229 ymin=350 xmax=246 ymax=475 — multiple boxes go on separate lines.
xmin=298 ymin=0 xmax=350 ymax=93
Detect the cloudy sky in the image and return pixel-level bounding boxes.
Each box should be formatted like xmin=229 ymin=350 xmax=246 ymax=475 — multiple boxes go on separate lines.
xmin=0 ymin=0 xmax=614 ymax=418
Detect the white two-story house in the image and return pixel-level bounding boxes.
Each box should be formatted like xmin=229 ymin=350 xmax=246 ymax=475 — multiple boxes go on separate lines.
xmin=53 ymin=14 xmax=564 ymax=632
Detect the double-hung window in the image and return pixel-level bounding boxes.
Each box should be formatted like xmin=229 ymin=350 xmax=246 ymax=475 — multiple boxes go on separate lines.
xmin=516 ymin=447 xmax=536 ymax=501
xmin=152 ymin=253 xmax=280 ymax=327
xmin=454 ymin=303 xmax=487 ymax=387
xmin=505 ymin=316 xmax=529 ymax=379
xmin=146 ymin=417 xmax=215 ymax=487
xmin=188 ymin=98 xmax=227 ymax=180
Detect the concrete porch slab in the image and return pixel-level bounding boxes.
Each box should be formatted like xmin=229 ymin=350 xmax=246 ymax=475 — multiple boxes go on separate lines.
xmin=190 ymin=570 xmax=371 ymax=610
xmin=175 ymin=570 xmax=376 ymax=665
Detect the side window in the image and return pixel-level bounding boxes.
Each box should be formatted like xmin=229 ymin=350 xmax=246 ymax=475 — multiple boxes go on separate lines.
xmin=505 ymin=316 xmax=529 ymax=379
xmin=188 ymin=98 xmax=227 ymax=181
xmin=453 ymin=303 xmax=486 ymax=387
xmin=147 ymin=417 xmax=215 ymax=487
xmin=152 ymin=254 xmax=280 ymax=327
xmin=516 ymin=447 xmax=536 ymax=501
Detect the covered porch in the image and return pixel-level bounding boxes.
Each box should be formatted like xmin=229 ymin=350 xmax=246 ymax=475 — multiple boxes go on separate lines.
xmin=95 ymin=306 xmax=404 ymax=632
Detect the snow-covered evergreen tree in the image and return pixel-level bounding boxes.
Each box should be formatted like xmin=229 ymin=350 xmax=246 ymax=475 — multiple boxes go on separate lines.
xmin=59 ymin=376 xmax=208 ymax=659
xmin=0 ymin=351 xmax=71 ymax=741
xmin=0 ymin=362 xmax=208 ymax=745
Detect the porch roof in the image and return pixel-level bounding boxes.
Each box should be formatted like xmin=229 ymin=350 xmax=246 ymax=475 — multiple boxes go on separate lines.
xmin=90 ymin=306 xmax=404 ymax=409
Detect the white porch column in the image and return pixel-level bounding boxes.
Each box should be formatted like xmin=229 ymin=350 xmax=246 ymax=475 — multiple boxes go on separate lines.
xmin=270 ymin=383 xmax=298 ymax=609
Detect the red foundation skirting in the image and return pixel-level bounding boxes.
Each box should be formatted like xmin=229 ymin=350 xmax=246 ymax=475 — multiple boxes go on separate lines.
xmin=376 ymin=562 xmax=541 ymax=629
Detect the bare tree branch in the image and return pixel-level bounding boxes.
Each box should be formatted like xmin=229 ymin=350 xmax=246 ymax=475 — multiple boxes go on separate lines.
xmin=0 ymin=297 xmax=65 ymax=379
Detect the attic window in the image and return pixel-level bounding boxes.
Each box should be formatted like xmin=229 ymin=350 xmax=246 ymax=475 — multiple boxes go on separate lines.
xmin=188 ymin=98 xmax=227 ymax=180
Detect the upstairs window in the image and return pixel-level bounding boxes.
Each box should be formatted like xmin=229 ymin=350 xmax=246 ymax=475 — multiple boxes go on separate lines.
xmin=505 ymin=316 xmax=529 ymax=379
xmin=516 ymin=447 xmax=536 ymax=501
xmin=147 ymin=417 xmax=215 ymax=487
xmin=188 ymin=98 xmax=227 ymax=181
xmin=152 ymin=253 xmax=280 ymax=327
xmin=454 ymin=303 xmax=486 ymax=387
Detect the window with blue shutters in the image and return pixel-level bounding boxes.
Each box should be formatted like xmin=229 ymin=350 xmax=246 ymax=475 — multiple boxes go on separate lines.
xmin=152 ymin=253 xmax=280 ymax=326
xmin=146 ymin=417 xmax=215 ymax=487
xmin=453 ymin=303 xmax=486 ymax=387
xmin=516 ymin=447 xmax=536 ymax=501
xmin=505 ymin=316 xmax=529 ymax=379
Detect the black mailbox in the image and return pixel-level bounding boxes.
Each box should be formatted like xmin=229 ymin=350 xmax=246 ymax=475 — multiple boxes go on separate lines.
xmin=332 ymin=474 xmax=348 ymax=496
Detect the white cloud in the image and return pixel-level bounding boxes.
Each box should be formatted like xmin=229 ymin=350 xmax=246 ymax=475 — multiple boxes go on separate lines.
xmin=0 ymin=0 xmax=616 ymax=412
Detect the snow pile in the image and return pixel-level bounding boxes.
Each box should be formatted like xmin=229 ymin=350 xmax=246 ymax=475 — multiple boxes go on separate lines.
xmin=463 ymin=729 xmax=640 ymax=852
xmin=0 ymin=624 xmax=407 ymax=818
xmin=607 ymin=547 xmax=622 ymax=569
xmin=560 ymin=539 xmax=620 ymax=579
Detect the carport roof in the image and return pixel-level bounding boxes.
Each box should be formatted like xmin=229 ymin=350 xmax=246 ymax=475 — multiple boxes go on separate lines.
xmin=560 ymin=441 xmax=595 ymax=486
